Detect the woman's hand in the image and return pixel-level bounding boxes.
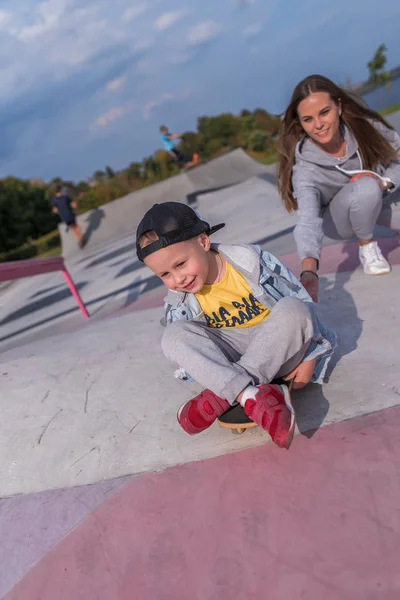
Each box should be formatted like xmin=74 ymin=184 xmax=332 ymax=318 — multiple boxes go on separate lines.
xmin=371 ymin=175 xmax=393 ymax=192
xmin=300 ymin=270 xmax=319 ymax=302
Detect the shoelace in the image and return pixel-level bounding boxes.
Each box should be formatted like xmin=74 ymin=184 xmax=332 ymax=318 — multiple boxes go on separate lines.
xmin=362 ymin=242 xmax=384 ymax=263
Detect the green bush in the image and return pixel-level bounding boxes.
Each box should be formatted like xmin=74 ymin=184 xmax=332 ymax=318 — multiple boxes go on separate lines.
xmin=0 ymin=229 xmax=60 ymax=262
xmin=245 ymin=130 xmax=272 ymax=152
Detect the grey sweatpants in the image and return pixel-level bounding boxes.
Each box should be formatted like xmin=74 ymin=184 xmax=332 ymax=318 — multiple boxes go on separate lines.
xmin=162 ymin=297 xmax=314 ymax=404
xmin=323 ymin=176 xmax=400 ymax=240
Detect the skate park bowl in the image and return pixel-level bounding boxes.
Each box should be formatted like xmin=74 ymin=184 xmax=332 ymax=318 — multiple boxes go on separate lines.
xmin=58 ymin=148 xmax=276 ymax=258
xmin=1 ymin=112 xmax=400 ymax=599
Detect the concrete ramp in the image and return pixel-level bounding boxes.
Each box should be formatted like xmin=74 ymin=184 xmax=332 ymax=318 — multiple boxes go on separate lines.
xmin=185 ymin=147 xmax=275 ymax=190
xmin=60 ymin=149 xmax=273 ymax=257
xmin=193 ymin=175 xmax=295 ymax=246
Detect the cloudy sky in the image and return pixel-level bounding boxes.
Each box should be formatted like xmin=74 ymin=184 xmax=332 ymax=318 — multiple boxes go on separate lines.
xmin=0 ymin=0 xmax=399 ymax=181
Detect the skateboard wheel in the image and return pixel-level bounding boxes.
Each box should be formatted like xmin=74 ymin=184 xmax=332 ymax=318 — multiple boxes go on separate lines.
xmin=233 ymin=428 xmax=245 ymax=435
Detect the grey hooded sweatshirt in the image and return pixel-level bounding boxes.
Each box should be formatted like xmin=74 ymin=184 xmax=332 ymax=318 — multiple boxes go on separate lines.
xmin=292 ymin=121 xmax=400 ymax=261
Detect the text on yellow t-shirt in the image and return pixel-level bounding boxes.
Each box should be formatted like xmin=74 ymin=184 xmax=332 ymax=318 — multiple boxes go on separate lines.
xmin=195 ymin=260 xmax=270 ymax=328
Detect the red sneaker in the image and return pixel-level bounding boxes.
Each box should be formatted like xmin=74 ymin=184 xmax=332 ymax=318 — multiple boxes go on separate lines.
xmin=177 ymin=389 xmax=230 ymax=435
xmin=243 ymin=384 xmax=295 ymax=449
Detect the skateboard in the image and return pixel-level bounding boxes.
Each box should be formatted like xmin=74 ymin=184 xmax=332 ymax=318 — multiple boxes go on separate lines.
xmin=217 ymin=403 xmax=257 ymax=435
xmin=217 ymin=380 xmax=295 ymax=437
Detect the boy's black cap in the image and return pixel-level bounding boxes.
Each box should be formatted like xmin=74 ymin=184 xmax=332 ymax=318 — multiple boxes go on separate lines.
xmin=136 ymin=202 xmax=225 ymax=261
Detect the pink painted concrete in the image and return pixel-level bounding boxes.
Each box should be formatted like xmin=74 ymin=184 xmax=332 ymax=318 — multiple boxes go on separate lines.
xmin=0 ymin=477 xmax=128 ymax=598
xmin=6 ymin=405 xmax=400 ymax=600
xmin=280 ymin=235 xmax=400 ymax=277
xmin=0 ymin=257 xmax=65 ymax=281
xmin=0 ymin=257 xmax=89 ymax=319
xmin=62 ymin=268 xmax=89 ymax=318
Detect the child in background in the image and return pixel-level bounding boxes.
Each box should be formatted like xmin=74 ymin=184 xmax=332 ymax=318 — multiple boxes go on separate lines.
xmin=52 ymin=185 xmax=84 ymax=248
xmin=160 ymin=126 xmax=199 ymax=169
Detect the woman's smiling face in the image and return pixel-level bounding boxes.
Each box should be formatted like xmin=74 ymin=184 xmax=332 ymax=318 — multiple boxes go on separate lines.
xmin=297 ymin=91 xmax=342 ymax=149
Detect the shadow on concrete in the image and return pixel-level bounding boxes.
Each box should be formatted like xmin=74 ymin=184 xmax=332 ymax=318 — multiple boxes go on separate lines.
xmin=29 ymin=284 xmax=65 ymax=299
xmin=83 ymin=241 xmax=135 ymax=269
xmin=82 ymin=208 xmax=106 ymax=247
xmin=253 ymin=226 xmax=295 ymax=247
xmin=187 ymin=184 xmax=236 ymax=206
xmin=0 ymin=273 xmax=162 ymax=344
xmin=294 ymin=242 xmax=365 ymax=438
xmin=0 ymin=283 xmax=89 ymax=326
xmin=258 ymin=172 xmax=276 ymax=185
xmin=115 ymin=260 xmax=144 ymax=279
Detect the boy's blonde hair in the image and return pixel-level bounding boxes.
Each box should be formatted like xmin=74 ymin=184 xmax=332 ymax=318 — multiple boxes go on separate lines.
xmin=138 ymin=230 xmax=159 ymax=250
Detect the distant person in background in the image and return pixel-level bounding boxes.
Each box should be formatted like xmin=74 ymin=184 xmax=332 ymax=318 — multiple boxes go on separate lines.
xmin=52 ymin=185 xmax=84 ymax=248
xmin=159 ymin=125 xmax=199 ymax=170
xmin=277 ymin=74 xmax=400 ymax=302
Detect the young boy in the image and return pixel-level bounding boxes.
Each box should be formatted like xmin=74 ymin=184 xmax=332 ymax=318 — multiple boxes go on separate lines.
xmin=159 ymin=126 xmax=198 ymax=170
xmin=136 ymin=202 xmax=336 ymax=449
xmin=52 ymin=185 xmax=84 ymax=248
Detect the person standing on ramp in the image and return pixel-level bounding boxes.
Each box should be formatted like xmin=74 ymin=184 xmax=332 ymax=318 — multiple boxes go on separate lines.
xmin=52 ymin=185 xmax=84 ymax=249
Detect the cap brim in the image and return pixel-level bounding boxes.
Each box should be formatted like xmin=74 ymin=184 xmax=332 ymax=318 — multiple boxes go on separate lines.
xmin=208 ymin=223 xmax=225 ymax=235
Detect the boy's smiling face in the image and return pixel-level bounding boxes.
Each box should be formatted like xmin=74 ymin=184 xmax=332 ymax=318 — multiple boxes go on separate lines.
xmin=144 ymin=234 xmax=216 ymax=293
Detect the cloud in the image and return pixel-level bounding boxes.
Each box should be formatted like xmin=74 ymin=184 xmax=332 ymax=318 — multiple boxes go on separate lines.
xmin=0 ymin=9 xmax=12 ymax=28
xmin=242 ymin=23 xmax=262 ymax=39
xmin=17 ymin=0 xmax=71 ymax=41
xmin=143 ymin=89 xmax=190 ymax=120
xmin=105 ymin=76 xmax=127 ymax=92
xmin=154 ymin=10 xmax=186 ymax=32
xmin=133 ymin=35 xmax=154 ymax=51
xmin=121 ymin=2 xmax=150 ymax=24
xmin=136 ymin=59 xmax=154 ymax=74
xmin=186 ymin=21 xmax=222 ymax=46
xmin=90 ymin=104 xmax=134 ymax=130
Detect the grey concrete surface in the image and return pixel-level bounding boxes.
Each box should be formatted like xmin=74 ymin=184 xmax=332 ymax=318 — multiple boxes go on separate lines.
xmin=1 ymin=260 xmax=400 ymax=497
xmin=0 ymin=113 xmax=399 ymax=497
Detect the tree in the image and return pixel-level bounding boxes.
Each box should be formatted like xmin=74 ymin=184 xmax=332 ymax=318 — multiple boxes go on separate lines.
xmin=126 ymin=162 xmax=143 ymax=181
xmin=368 ymin=44 xmax=390 ymax=87
xmin=105 ymin=165 xmax=115 ymax=179
xmin=93 ymin=170 xmax=106 ymax=183
xmin=0 ymin=178 xmax=57 ymax=253
xmin=197 ymin=113 xmax=238 ymax=154
xmin=179 ymin=131 xmax=202 ymax=159
xmin=243 ymin=130 xmax=272 ymax=152
xmin=253 ymin=108 xmax=281 ymax=136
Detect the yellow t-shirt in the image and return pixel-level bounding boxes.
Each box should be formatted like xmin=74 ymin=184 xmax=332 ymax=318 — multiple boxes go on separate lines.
xmin=195 ymin=261 xmax=270 ymax=328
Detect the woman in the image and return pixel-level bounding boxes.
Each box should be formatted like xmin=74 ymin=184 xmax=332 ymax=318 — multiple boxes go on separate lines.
xmin=277 ymin=74 xmax=400 ymax=302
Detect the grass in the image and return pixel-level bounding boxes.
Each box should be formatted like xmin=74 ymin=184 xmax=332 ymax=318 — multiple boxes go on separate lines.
xmin=379 ymin=102 xmax=400 ymax=117
xmin=38 ymin=245 xmax=62 ymax=258
xmin=247 ymin=149 xmax=278 ymax=166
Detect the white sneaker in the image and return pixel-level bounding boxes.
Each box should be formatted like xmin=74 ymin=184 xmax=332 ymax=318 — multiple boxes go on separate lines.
xmin=359 ymin=240 xmax=391 ymax=275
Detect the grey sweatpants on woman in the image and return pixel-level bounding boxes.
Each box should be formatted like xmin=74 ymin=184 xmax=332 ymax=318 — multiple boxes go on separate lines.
xmin=323 ymin=176 xmax=400 ymax=240
xmin=162 ymin=297 xmax=314 ymax=405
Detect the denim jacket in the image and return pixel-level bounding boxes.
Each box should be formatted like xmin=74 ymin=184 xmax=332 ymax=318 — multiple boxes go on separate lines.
xmin=161 ymin=243 xmax=337 ymax=384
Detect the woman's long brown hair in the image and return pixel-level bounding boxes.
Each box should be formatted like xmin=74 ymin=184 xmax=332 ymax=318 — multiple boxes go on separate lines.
xmin=277 ymin=74 xmax=398 ymax=212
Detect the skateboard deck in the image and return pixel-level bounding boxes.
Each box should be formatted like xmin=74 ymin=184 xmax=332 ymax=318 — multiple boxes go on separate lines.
xmin=217 ymin=380 xmax=295 ymax=438
xmin=217 ymin=403 xmax=257 ymax=435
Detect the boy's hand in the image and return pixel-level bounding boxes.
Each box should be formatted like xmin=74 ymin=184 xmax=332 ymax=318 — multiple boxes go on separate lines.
xmin=283 ymin=358 xmax=316 ymax=390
